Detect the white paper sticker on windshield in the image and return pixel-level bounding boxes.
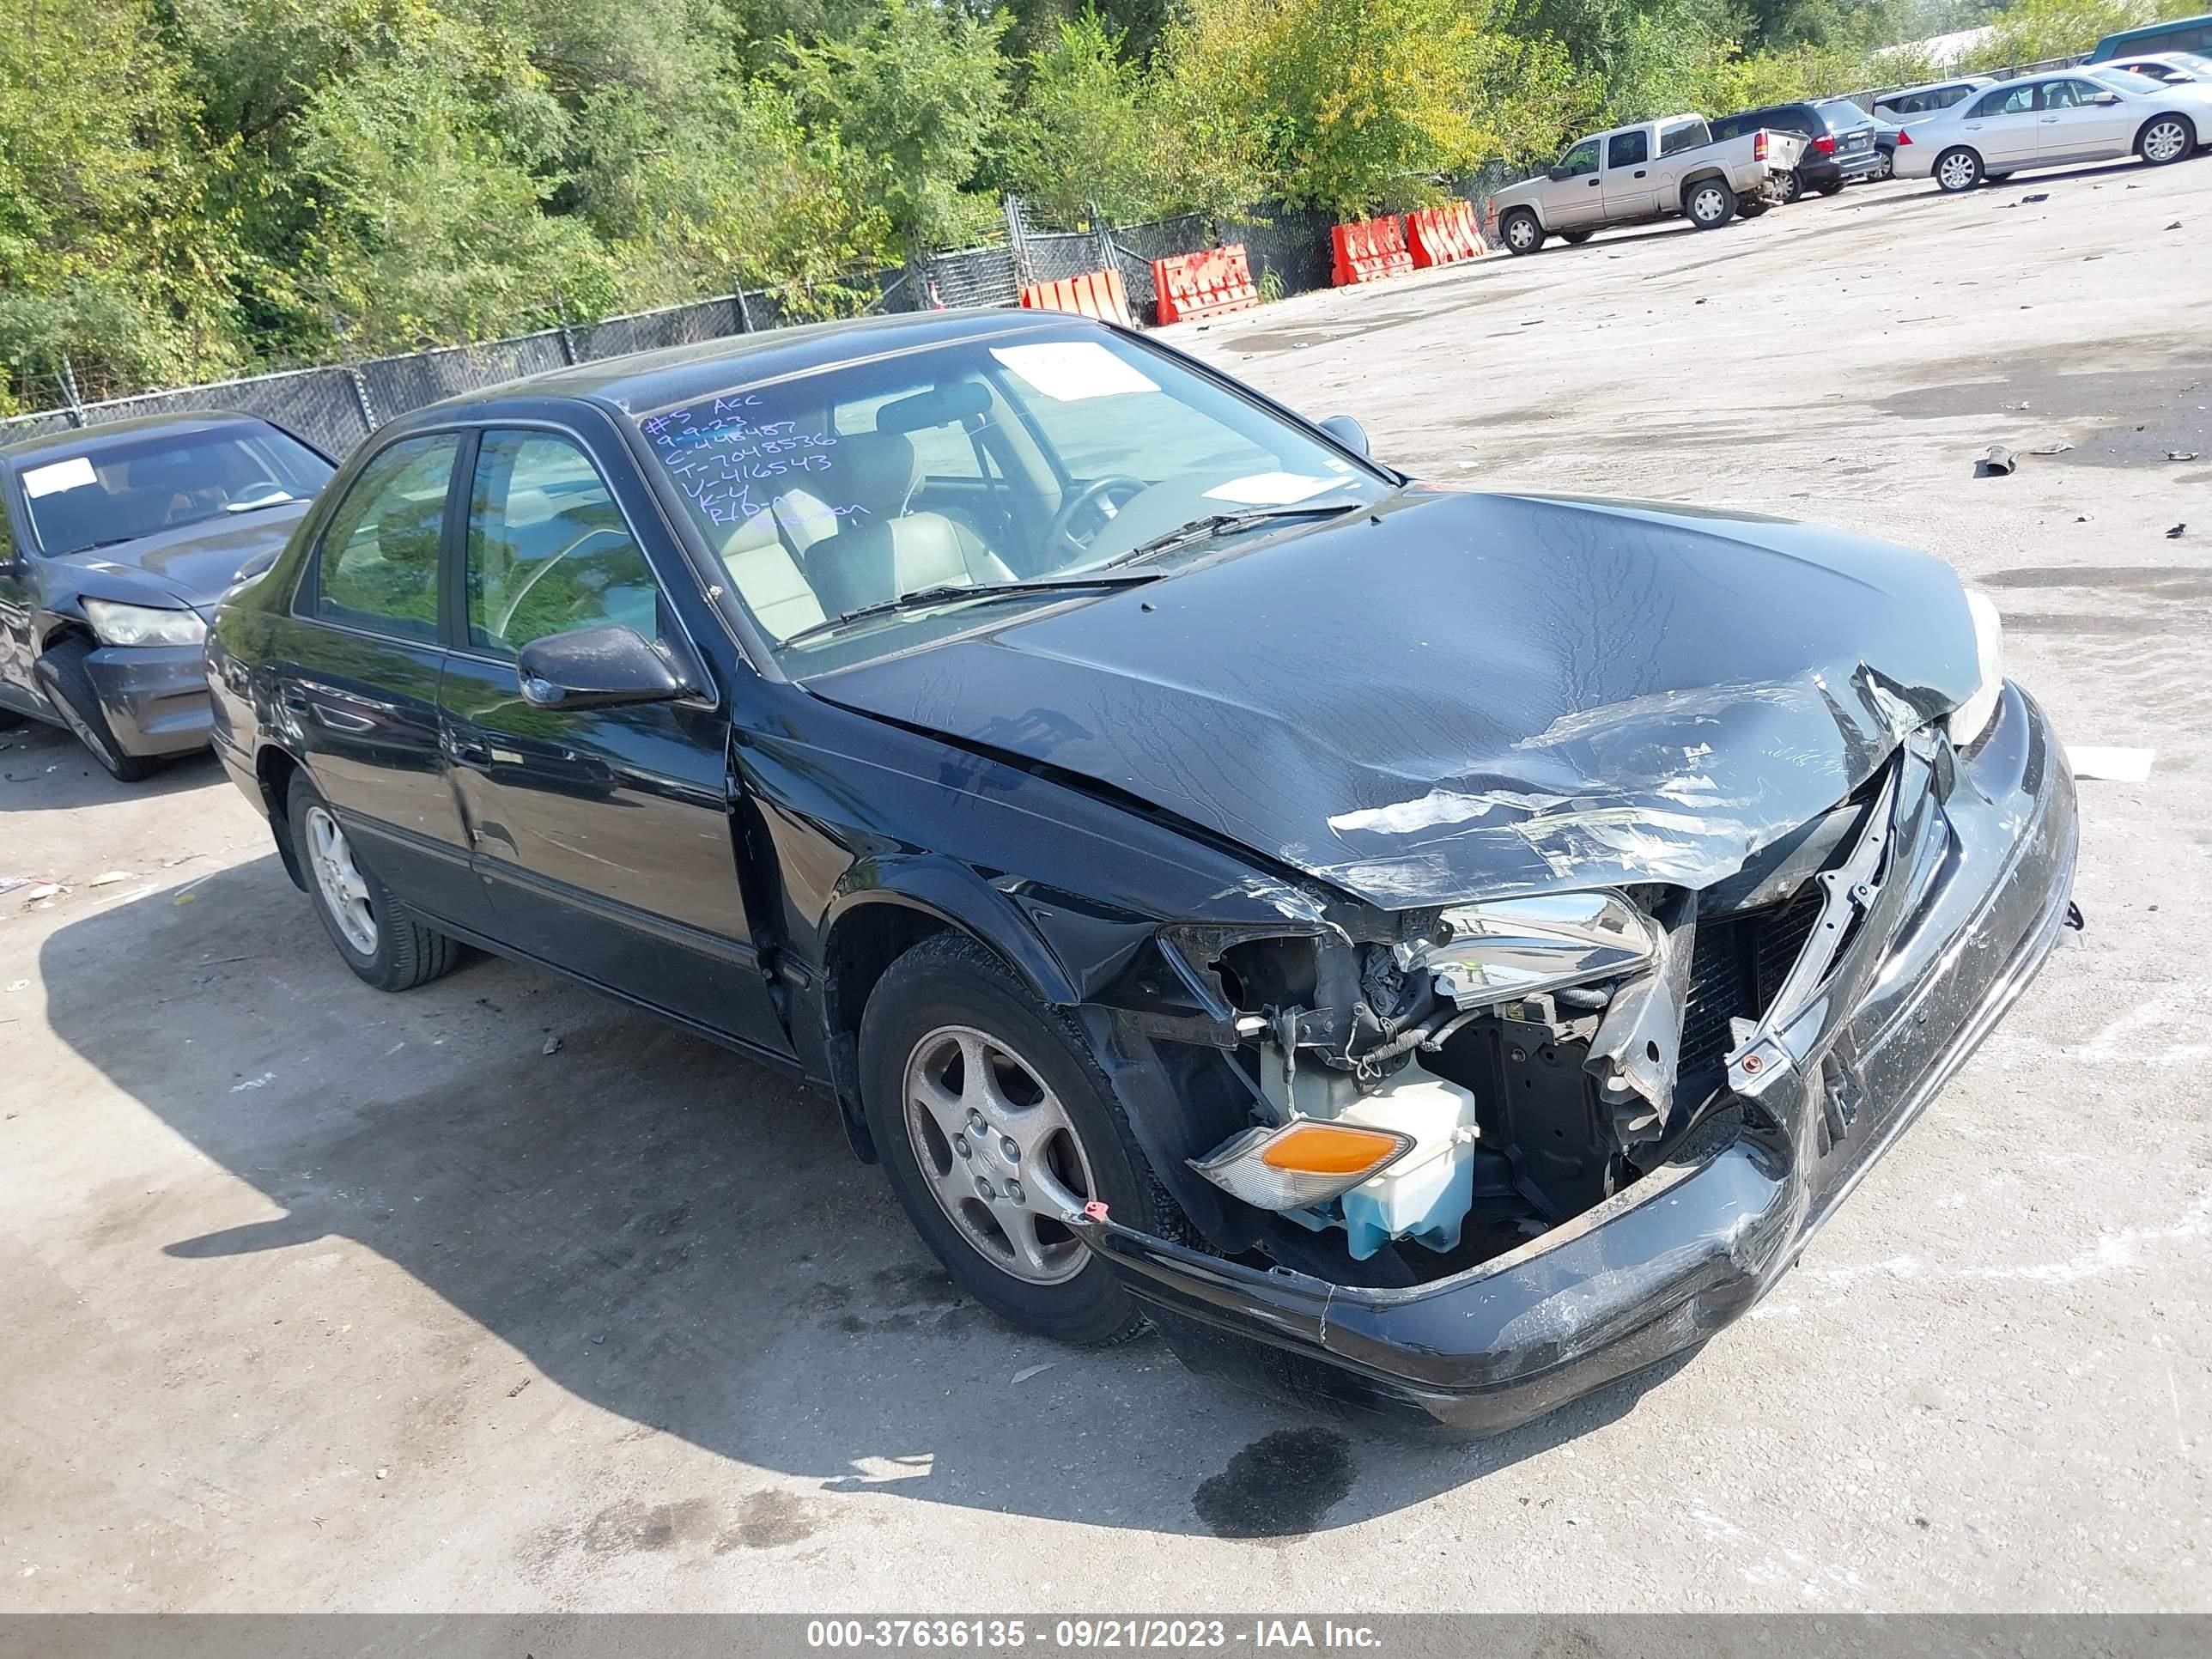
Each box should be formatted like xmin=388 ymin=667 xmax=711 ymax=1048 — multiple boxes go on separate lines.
xmin=990 ymin=343 xmax=1158 ymax=402
xmin=21 ymin=456 xmax=96 ymax=498
xmin=1203 ymin=471 xmax=1335 ymax=506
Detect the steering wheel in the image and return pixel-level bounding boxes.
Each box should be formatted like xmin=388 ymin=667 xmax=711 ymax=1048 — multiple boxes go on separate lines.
xmin=1043 ymin=475 xmax=1147 ymax=560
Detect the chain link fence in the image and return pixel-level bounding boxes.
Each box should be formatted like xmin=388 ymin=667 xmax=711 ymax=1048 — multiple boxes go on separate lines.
xmin=2 ymin=177 xmax=1524 ymax=460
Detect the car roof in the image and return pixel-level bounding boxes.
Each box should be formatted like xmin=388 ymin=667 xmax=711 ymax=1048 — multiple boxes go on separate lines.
xmin=1876 ymin=76 xmax=1992 ymax=99
xmin=403 ymin=308 xmax=1102 ymax=426
xmin=2096 ymin=13 xmax=2212 ymax=52
xmin=0 ymin=410 xmax=277 ymax=465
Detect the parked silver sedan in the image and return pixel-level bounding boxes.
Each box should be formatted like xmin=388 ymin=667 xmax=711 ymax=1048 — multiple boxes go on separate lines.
xmin=1894 ymin=66 xmax=2210 ymax=191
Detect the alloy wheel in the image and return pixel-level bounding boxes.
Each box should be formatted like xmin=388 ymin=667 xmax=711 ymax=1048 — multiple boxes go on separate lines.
xmin=305 ymin=805 xmax=379 ymax=956
xmin=1505 ymin=215 xmax=1535 ymax=251
xmin=902 ymin=1024 xmax=1097 ymax=1285
xmin=2143 ymin=119 xmax=2189 ymax=163
xmin=1937 ymin=152 xmax=1979 ymax=190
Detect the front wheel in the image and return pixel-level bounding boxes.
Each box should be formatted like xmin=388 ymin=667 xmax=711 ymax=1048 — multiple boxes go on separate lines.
xmin=1935 ymin=147 xmax=1984 ymax=192
xmin=30 ymin=637 xmax=157 ymax=782
xmin=286 ymin=770 xmax=464 ymax=992
xmin=2139 ymin=115 xmax=2193 ymax=166
xmin=860 ymin=931 xmax=1173 ymax=1346
xmin=1685 ymin=178 xmax=1736 ymax=229
xmin=1499 ymin=208 xmax=1544 ymax=255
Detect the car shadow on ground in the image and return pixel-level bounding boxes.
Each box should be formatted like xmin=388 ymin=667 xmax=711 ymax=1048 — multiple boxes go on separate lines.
xmin=0 ymin=717 xmax=224 ymax=811
xmin=39 ymin=856 xmax=1697 ymax=1540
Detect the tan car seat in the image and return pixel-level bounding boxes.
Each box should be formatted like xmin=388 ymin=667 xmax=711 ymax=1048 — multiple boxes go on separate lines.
xmin=718 ymin=489 xmax=836 ymax=641
xmin=804 ymin=431 xmax=1012 ymax=617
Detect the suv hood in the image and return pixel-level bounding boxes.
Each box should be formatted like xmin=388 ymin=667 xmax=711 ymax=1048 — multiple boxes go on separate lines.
xmin=56 ymin=501 xmax=311 ymax=611
xmin=807 ymin=490 xmax=1983 ymax=910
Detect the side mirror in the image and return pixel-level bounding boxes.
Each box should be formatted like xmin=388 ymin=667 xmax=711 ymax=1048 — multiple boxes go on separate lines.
xmin=1547 ymin=167 xmax=1572 ymax=181
xmin=2092 ymin=90 xmax=2122 ymax=105
xmin=1317 ymin=415 xmax=1370 ymax=458
xmin=233 ymin=548 xmax=281 ymax=583
xmin=517 ymin=624 xmax=690 ymax=711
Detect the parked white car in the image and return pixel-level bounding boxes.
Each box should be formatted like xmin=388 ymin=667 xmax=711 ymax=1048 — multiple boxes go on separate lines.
xmin=2099 ymin=50 xmax=2212 ymax=85
xmin=1873 ymin=76 xmax=1996 ymax=125
xmin=1894 ymin=67 xmax=2211 ymax=191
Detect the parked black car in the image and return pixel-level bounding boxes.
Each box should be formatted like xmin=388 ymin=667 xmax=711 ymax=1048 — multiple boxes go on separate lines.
xmin=0 ymin=413 xmax=334 ymax=779
xmin=206 ymin=311 xmax=2076 ymax=1433
xmin=1713 ymin=100 xmax=1884 ymax=199
xmin=1850 ymin=107 xmax=1908 ymax=180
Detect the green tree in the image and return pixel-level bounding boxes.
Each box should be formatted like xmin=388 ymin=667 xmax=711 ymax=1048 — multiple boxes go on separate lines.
xmin=785 ymin=0 xmax=1012 ymax=256
xmin=1004 ymin=10 xmax=1159 ymax=227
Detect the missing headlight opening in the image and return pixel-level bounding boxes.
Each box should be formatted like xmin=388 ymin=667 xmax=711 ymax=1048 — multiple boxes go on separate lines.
xmin=1182 ymin=756 xmax=1906 ymax=1282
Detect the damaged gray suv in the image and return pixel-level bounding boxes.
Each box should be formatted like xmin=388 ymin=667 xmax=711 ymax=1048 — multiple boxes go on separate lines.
xmin=206 ymin=312 xmax=2078 ymax=1433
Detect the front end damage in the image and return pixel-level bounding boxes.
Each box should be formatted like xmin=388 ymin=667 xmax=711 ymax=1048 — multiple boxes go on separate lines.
xmin=1065 ymin=682 xmax=2077 ymax=1433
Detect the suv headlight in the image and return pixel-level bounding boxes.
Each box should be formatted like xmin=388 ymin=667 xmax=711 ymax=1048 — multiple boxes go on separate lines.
xmin=81 ymin=599 xmax=207 ymax=648
xmin=1421 ymin=890 xmax=1655 ymax=1010
xmin=1944 ymin=585 xmax=2003 ymax=749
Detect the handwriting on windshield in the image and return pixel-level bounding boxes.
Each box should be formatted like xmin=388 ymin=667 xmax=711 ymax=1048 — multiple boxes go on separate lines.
xmin=641 ymin=396 xmax=860 ymax=529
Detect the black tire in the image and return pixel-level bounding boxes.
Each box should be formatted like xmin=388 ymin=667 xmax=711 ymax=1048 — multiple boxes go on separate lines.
xmin=1873 ymin=149 xmax=1895 ymax=181
xmin=1934 ymin=147 xmax=1984 ymax=192
xmin=1499 ymin=208 xmax=1545 ymax=255
xmin=1737 ymin=195 xmax=1771 ymax=218
xmin=1777 ymin=169 xmax=1805 ymax=204
xmin=1816 ymin=178 xmax=1846 ymax=196
xmin=285 ymin=770 xmax=464 ymax=992
xmin=860 ymin=931 xmax=1176 ymax=1346
xmin=2138 ymin=114 xmax=2193 ymax=166
xmin=30 ymin=637 xmax=157 ymax=782
xmin=1559 ymin=229 xmax=1595 ymax=245
xmin=1684 ymin=176 xmax=1736 ymax=230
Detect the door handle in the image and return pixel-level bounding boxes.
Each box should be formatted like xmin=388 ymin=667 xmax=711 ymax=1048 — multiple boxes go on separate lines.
xmin=2039 ymin=115 xmax=2061 ymax=123
xmin=451 ymin=735 xmax=493 ymax=768
xmin=1588 ymin=178 xmax=1601 ymax=187
xmin=1634 ymin=169 xmax=1647 ymax=178
xmin=279 ymin=686 xmax=309 ymax=713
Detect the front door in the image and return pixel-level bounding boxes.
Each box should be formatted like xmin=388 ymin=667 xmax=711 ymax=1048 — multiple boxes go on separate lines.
xmin=1544 ymin=138 xmax=1607 ymax=228
xmin=1958 ymin=82 xmax=2043 ymax=167
xmin=0 ymin=494 xmax=40 ymax=719
xmin=439 ymin=424 xmax=790 ymax=1054
xmin=2035 ymin=76 xmax=2137 ymax=159
xmin=1602 ymin=128 xmax=1657 ymax=220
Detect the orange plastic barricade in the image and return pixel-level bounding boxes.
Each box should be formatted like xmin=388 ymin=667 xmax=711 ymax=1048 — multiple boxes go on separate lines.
xmin=1150 ymin=244 xmax=1261 ymax=325
xmin=1406 ymin=201 xmax=1488 ymax=268
xmin=1331 ymin=216 xmax=1414 ymax=285
xmin=1018 ymin=268 xmax=1139 ymax=328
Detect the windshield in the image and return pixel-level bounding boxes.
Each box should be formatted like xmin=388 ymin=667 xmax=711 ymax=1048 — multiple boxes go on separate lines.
xmin=2087 ymin=66 xmax=2164 ymax=93
xmin=1820 ymin=100 xmax=1875 ymax=130
xmin=635 ymin=327 xmax=1390 ymax=671
xmin=18 ymin=424 xmax=331 ymax=556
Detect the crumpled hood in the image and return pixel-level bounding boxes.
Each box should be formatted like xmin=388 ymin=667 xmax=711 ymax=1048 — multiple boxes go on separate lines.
xmin=807 ymin=489 xmax=1983 ymax=910
xmin=59 ymin=502 xmax=309 ymax=611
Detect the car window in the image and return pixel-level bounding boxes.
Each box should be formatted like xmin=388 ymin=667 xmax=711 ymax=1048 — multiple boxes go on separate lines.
xmin=834 ymin=389 xmax=981 ymax=481
xmin=312 ymin=434 xmax=459 ymax=642
xmin=18 ymin=423 xmax=332 ymax=557
xmin=465 ymin=432 xmax=664 ymax=653
xmin=1607 ymin=130 xmax=1649 ymax=167
xmin=1931 ymin=84 xmax=1974 ymax=108
xmin=1820 ymin=101 xmax=1873 ymax=130
xmin=2087 ymin=67 xmax=2163 ymax=93
xmin=1970 ymin=85 xmax=2038 ymax=117
xmin=1659 ymin=118 xmax=1708 ymax=155
xmin=1558 ymin=138 xmax=1599 ymax=175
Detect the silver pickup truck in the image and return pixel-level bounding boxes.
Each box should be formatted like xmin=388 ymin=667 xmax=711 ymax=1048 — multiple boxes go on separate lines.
xmin=1490 ymin=114 xmax=1809 ymax=253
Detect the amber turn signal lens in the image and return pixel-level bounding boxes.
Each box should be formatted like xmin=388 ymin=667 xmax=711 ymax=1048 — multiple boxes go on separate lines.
xmin=1258 ymin=1121 xmax=1407 ymax=1176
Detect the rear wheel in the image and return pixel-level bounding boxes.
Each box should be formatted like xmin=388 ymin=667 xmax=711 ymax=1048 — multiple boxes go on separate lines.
xmin=1873 ymin=148 xmax=1895 ymax=181
xmin=860 ymin=931 xmax=1173 ymax=1346
xmin=30 ymin=637 xmax=157 ymax=782
xmin=1935 ymin=147 xmax=1984 ymax=192
xmin=2139 ymin=115 xmax=2192 ymax=165
xmin=287 ymin=770 xmax=464 ymax=992
xmin=1685 ymin=177 xmax=1735 ymax=229
xmin=1816 ymin=178 xmax=1846 ymax=196
xmin=1777 ymin=169 xmax=1805 ymax=204
xmin=1500 ymin=208 xmax=1544 ymax=255
xmin=1559 ymin=229 xmax=1595 ymax=245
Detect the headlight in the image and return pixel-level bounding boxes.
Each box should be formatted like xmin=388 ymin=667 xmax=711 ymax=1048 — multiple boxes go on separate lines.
xmin=1944 ymin=584 xmax=2003 ymax=749
xmin=1421 ymin=890 xmax=1655 ymax=1010
xmin=81 ymin=599 xmax=207 ymax=648
xmin=1188 ymin=1120 xmax=1413 ymax=1211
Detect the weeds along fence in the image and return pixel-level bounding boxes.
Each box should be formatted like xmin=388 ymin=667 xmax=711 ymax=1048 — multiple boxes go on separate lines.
xmin=2 ymin=176 xmax=1528 ymax=462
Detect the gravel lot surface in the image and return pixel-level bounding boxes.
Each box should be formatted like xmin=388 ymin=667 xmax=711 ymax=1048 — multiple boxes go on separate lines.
xmin=3 ymin=161 xmax=2208 ymax=1613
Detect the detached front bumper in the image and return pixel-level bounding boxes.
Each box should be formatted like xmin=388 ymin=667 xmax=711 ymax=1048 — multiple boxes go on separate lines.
xmin=82 ymin=641 xmax=215 ymax=757
xmin=1071 ymin=683 xmax=2077 ymax=1434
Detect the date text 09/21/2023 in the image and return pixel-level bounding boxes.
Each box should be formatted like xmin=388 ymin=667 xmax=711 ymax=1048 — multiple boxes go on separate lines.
xmin=805 ymin=1619 xmax=1385 ymax=1650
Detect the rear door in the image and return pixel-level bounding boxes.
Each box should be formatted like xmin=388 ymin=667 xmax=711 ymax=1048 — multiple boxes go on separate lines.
xmin=289 ymin=431 xmax=489 ymax=930
xmin=1601 ymin=128 xmax=1657 ymax=219
xmin=438 ymin=422 xmax=791 ymax=1054
xmin=1957 ymin=82 xmax=2042 ymax=166
xmin=2037 ymin=76 xmax=2137 ymax=157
